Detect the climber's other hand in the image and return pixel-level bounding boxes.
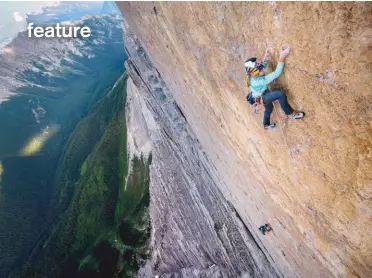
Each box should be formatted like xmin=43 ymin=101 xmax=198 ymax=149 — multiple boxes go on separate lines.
xmin=279 ymin=46 xmax=291 ymax=58
xmin=264 ymin=48 xmax=272 ymax=60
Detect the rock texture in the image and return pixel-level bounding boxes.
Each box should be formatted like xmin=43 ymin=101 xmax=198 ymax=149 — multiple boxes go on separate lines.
xmin=118 ymin=2 xmax=372 ymax=278
xmin=125 ymin=31 xmax=278 ymax=278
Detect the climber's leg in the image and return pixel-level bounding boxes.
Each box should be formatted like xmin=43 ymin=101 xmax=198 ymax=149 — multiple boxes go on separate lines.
xmin=263 ymin=101 xmax=274 ymax=128
xmin=271 ymin=90 xmax=294 ymax=115
xmin=264 ymin=90 xmax=305 ymax=120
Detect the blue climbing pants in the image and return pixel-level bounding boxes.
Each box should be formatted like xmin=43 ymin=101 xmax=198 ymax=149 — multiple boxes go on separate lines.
xmin=262 ymin=90 xmax=294 ymax=126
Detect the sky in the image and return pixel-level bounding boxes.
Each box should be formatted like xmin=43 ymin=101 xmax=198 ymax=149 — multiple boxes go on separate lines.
xmin=0 ymin=2 xmax=60 ymax=47
xmin=0 ymin=1 xmax=105 ymax=49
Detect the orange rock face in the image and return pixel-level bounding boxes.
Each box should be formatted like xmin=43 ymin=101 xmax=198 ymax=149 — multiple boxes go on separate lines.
xmin=117 ymin=2 xmax=372 ymax=277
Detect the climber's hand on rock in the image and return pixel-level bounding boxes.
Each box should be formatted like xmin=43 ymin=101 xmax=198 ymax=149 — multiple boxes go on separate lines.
xmin=279 ymin=46 xmax=291 ymax=58
xmin=263 ymin=48 xmax=272 ymax=61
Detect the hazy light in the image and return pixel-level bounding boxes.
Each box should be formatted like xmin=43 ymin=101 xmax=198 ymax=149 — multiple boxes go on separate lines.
xmin=2 ymin=47 xmax=14 ymax=55
xmin=20 ymin=124 xmax=60 ymax=156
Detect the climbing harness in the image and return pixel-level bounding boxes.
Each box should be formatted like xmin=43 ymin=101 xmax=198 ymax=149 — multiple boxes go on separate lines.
xmin=246 ymin=90 xmax=265 ymax=114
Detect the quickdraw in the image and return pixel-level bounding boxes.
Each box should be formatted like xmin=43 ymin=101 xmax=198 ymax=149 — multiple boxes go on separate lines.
xmin=252 ymin=95 xmax=265 ymax=114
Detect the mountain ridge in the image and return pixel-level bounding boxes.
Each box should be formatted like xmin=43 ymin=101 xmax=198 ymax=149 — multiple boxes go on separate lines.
xmin=0 ymin=14 xmax=127 ymax=277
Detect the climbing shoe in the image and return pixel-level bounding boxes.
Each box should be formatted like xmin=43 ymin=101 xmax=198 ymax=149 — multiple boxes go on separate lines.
xmin=264 ymin=123 xmax=276 ymax=130
xmin=289 ymin=111 xmax=305 ymax=120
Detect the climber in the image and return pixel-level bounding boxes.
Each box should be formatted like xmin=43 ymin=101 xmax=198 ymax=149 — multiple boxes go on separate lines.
xmin=258 ymin=223 xmax=272 ymax=235
xmin=245 ymin=46 xmax=305 ymax=129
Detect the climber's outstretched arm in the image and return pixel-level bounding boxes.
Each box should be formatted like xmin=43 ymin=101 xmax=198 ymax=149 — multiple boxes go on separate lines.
xmin=264 ymin=46 xmax=291 ymax=84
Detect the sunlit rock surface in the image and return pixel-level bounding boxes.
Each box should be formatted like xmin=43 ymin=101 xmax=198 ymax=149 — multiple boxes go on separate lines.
xmin=125 ymin=32 xmax=279 ymax=278
xmin=118 ymin=2 xmax=372 ymax=277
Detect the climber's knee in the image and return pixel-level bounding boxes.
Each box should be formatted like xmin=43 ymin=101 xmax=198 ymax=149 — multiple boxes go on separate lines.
xmin=277 ymin=90 xmax=285 ymax=98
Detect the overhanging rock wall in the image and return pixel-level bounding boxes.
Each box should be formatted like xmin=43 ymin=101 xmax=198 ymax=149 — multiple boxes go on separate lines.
xmin=118 ymin=2 xmax=372 ymax=277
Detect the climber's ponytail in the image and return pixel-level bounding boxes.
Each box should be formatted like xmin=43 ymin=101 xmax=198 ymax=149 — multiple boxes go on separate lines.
xmin=245 ymin=75 xmax=250 ymax=88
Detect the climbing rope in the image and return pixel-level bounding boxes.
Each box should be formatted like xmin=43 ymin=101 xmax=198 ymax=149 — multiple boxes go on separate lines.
xmin=273 ymin=101 xmax=295 ymax=161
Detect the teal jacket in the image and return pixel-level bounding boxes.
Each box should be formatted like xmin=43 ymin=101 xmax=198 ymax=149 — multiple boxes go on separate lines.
xmin=249 ymin=62 xmax=285 ymax=98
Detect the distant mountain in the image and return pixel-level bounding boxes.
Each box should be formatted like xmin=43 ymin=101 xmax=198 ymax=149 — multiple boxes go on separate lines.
xmin=0 ymin=2 xmax=124 ymax=54
xmin=0 ymin=14 xmax=127 ymax=277
xmin=13 ymin=72 xmax=151 ymax=278
xmin=0 ymin=14 xmax=125 ymax=103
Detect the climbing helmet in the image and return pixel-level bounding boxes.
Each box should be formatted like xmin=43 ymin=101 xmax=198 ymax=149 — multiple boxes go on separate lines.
xmin=244 ymin=57 xmax=264 ymax=76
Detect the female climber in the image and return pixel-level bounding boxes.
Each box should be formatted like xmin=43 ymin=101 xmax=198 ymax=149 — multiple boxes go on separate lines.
xmin=245 ymin=46 xmax=305 ymax=129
